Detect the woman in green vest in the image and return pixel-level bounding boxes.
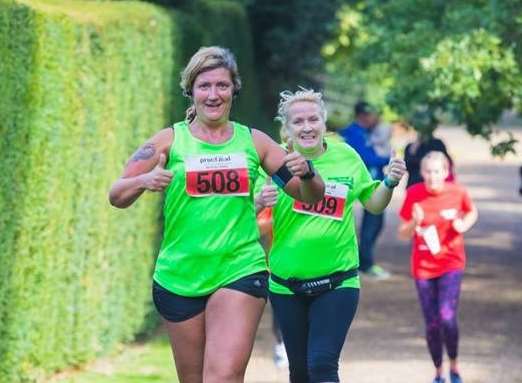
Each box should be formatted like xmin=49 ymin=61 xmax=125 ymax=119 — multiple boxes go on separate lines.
xmin=109 ymin=47 xmax=324 ymax=383
xmin=255 ymin=88 xmax=406 ymax=383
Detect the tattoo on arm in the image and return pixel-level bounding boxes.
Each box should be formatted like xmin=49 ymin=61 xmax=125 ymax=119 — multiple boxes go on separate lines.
xmin=130 ymin=143 xmax=156 ymax=162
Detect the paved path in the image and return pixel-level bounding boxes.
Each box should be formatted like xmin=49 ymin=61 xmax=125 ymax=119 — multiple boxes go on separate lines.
xmin=245 ymin=127 xmax=522 ymax=383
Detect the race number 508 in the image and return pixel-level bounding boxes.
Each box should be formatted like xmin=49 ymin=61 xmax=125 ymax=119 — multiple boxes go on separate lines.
xmin=185 ymin=153 xmax=250 ymax=197
xmin=195 ymin=170 xmax=241 ymax=193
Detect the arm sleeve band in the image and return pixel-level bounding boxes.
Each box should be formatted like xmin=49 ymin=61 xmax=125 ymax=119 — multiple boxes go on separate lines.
xmin=272 ymin=164 xmax=293 ymax=188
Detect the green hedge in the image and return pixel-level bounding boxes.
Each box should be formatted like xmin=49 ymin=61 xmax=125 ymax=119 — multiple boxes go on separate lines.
xmin=0 ymin=0 xmax=265 ymax=381
xmin=0 ymin=1 xmax=175 ymax=381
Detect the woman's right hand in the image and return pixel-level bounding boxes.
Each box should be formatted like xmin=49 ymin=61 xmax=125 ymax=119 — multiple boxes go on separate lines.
xmin=412 ymin=203 xmax=424 ymax=226
xmin=141 ymin=153 xmax=173 ymax=192
xmin=109 ymin=128 xmax=174 ymax=208
xmin=252 ymin=129 xmax=324 ymax=204
xmin=256 ymin=178 xmax=278 ymax=210
xmin=398 ymin=203 xmax=424 ymax=240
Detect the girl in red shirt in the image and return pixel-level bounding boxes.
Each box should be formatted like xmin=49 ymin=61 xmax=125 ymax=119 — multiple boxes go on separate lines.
xmin=399 ymin=151 xmax=478 ymax=383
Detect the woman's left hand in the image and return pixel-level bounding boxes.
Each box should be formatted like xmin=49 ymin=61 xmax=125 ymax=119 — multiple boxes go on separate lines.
xmin=452 ymin=218 xmax=466 ymax=233
xmin=387 ymin=157 xmax=407 ymax=184
xmin=284 ymin=151 xmax=311 ymax=178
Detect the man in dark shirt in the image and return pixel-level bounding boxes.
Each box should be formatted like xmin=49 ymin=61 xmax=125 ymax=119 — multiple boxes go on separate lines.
xmin=339 ymin=101 xmax=391 ymax=280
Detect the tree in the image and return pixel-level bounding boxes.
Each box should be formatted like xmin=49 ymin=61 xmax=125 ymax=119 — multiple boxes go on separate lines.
xmin=246 ymin=0 xmax=341 ymax=121
xmin=140 ymin=0 xmax=342 ymax=133
xmin=324 ymin=0 xmax=522 ymax=156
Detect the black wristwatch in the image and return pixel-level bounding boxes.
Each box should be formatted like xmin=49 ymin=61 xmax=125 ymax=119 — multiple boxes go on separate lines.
xmin=300 ymin=160 xmax=315 ymax=180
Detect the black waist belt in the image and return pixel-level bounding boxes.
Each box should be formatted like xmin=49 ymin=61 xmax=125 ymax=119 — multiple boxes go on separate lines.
xmin=270 ymin=269 xmax=358 ymax=296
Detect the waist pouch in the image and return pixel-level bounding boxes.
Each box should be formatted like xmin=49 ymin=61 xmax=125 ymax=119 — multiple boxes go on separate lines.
xmin=270 ymin=269 xmax=358 ymax=296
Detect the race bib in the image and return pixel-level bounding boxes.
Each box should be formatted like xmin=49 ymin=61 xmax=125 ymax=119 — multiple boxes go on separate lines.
xmin=419 ymin=224 xmax=441 ymax=256
xmin=185 ymin=153 xmax=250 ymax=197
xmin=293 ymin=182 xmax=348 ymax=220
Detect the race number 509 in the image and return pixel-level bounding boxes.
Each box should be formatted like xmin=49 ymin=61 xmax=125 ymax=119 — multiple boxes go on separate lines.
xmin=293 ymin=181 xmax=347 ymax=220
xmin=299 ymin=196 xmax=338 ymax=215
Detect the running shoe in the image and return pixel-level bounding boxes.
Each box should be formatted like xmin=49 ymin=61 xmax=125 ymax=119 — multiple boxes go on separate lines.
xmin=432 ymin=377 xmax=445 ymax=383
xmin=273 ymin=341 xmax=288 ymax=369
xmin=362 ymin=264 xmax=391 ymax=280
xmin=450 ymin=371 xmax=462 ymax=383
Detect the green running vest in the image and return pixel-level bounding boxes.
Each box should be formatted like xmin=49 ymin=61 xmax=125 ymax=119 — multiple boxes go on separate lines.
xmin=153 ymin=121 xmax=266 ymax=296
xmin=255 ymin=139 xmax=380 ymax=294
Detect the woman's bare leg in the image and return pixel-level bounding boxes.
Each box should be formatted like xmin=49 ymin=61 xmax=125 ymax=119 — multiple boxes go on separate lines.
xmin=203 ymin=288 xmax=265 ymax=383
xmin=164 ymin=312 xmax=206 ymax=383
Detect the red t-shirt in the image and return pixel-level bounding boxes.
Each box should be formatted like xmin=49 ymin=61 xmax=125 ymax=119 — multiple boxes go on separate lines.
xmin=399 ymin=182 xmax=474 ymax=280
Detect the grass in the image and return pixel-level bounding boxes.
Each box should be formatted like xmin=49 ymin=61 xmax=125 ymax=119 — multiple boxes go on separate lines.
xmin=50 ymin=335 xmax=178 ymax=383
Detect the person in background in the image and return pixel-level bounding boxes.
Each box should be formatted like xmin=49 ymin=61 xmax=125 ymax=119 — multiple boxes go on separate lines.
xmin=339 ymin=101 xmax=392 ymax=279
xmin=403 ymin=122 xmax=455 ymax=188
xmin=371 ymin=121 xmax=393 ymax=158
xmin=398 ymin=151 xmax=478 ymax=383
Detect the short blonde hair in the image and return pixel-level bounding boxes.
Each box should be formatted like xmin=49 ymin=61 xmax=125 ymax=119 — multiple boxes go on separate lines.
xmin=275 ymin=87 xmax=327 ymax=129
xmin=180 ymin=46 xmax=241 ymax=97
xmin=421 ymin=151 xmax=450 ymax=171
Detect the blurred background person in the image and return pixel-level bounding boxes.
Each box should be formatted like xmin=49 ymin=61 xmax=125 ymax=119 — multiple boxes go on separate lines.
xmin=398 ymin=151 xmax=478 ymax=383
xmin=403 ymin=121 xmax=455 ymax=188
xmin=339 ymin=101 xmax=392 ymax=280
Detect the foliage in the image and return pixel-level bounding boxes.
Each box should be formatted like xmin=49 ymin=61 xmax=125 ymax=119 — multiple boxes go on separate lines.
xmin=421 ymin=29 xmax=521 ymax=137
xmin=0 ymin=1 xmax=174 ymax=381
xmin=245 ymin=0 xmax=342 ymax=121
xmin=142 ymin=0 xmax=341 ymax=133
xmin=324 ymin=0 xmax=522 ymax=155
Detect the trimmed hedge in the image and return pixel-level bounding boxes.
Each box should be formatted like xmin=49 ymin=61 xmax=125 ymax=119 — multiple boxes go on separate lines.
xmin=0 ymin=1 xmax=175 ymax=381
xmin=0 ymin=0 xmax=266 ymax=381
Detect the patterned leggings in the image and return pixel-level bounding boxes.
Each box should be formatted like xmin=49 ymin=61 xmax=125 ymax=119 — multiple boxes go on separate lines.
xmin=415 ymin=270 xmax=463 ymax=368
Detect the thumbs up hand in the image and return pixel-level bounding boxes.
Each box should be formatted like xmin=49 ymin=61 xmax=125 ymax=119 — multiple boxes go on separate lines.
xmin=286 ymin=139 xmax=294 ymax=153
xmin=143 ymin=153 xmax=173 ymax=192
xmin=386 ymin=152 xmax=407 ymax=185
xmin=156 ymin=152 xmax=167 ymax=169
xmin=258 ymin=177 xmax=278 ymax=209
xmin=284 ymin=140 xmax=312 ymax=178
